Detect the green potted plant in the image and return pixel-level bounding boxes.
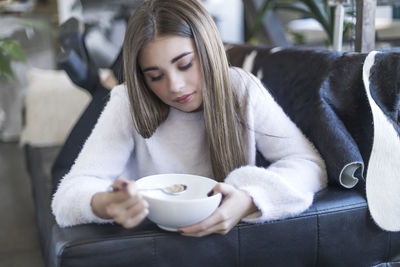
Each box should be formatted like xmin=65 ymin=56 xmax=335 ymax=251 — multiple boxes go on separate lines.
xmin=0 ymin=16 xmax=53 ymax=139
xmin=0 ymin=17 xmax=52 ymax=79
xmin=247 ymin=0 xmax=354 ymax=46
xmin=0 ymin=38 xmax=26 ymax=79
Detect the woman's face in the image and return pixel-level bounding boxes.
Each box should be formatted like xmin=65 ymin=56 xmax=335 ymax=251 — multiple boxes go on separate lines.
xmin=139 ymin=35 xmax=204 ymax=113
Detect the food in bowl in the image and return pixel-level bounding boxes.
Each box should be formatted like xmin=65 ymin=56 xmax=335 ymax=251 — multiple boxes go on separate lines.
xmin=136 ymin=173 xmax=222 ymax=232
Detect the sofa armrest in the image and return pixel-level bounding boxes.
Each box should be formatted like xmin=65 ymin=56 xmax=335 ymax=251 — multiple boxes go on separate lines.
xmin=24 ymin=145 xmax=61 ymax=262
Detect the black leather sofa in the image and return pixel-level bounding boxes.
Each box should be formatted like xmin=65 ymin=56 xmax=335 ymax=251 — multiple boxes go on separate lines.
xmin=24 ymin=44 xmax=400 ymax=267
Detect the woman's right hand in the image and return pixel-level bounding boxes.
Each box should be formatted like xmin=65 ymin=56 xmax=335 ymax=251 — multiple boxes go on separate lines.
xmin=90 ymin=178 xmax=149 ymax=228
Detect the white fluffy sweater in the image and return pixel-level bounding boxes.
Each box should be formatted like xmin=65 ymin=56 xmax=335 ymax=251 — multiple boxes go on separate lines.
xmin=52 ymin=68 xmax=327 ymax=227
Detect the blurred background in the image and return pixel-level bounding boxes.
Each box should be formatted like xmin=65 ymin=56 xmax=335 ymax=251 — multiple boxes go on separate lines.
xmin=0 ymin=0 xmax=399 ymax=265
xmin=1 ymin=0 xmax=400 ymax=143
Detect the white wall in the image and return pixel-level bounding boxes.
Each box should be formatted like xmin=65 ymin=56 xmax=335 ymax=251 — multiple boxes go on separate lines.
xmin=201 ymin=0 xmax=244 ymax=43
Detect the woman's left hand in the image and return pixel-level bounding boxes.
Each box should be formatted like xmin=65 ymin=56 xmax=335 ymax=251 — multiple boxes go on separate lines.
xmin=178 ymin=183 xmax=258 ymax=237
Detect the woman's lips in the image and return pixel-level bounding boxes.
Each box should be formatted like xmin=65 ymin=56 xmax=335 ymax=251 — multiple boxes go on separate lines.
xmin=175 ymin=93 xmax=193 ymax=104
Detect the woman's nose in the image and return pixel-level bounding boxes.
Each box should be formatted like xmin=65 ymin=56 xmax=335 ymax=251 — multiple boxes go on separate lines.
xmin=167 ymin=72 xmax=185 ymax=93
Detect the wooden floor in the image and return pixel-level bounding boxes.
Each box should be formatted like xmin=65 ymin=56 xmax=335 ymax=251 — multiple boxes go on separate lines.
xmin=0 ymin=142 xmax=44 ymax=267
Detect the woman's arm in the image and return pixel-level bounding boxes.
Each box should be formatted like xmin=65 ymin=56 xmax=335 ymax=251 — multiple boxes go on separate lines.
xmin=180 ymin=69 xmax=327 ymax=236
xmin=51 ymin=85 xmax=136 ymax=227
xmin=225 ymin=69 xmax=328 ymax=223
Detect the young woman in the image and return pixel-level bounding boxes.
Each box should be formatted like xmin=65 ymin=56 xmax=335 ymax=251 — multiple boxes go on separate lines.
xmin=52 ymin=0 xmax=327 ymax=237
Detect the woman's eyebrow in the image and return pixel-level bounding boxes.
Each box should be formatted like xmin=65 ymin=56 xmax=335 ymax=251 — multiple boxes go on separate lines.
xmin=142 ymin=66 xmax=159 ymax=72
xmin=171 ymin=51 xmax=193 ymax=64
xmin=142 ymin=51 xmax=193 ymax=73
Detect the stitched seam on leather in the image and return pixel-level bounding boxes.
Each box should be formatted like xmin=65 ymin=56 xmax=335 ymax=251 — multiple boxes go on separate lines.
xmin=237 ymin=227 xmax=241 ymax=267
xmin=299 ymin=201 xmax=367 ymax=218
xmin=313 ymin=206 xmax=367 ymax=217
xmin=61 ymin=236 xmax=160 ymax=263
xmin=387 ymin=232 xmax=391 ymax=263
xmin=61 ymin=230 xmax=178 ymax=247
xmin=312 ymin=202 xmax=366 ymax=214
xmin=286 ymin=204 xmax=366 ymax=219
xmin=152 ymin=236 xmax=156 ymax=267
xmin=316 ymin=214 xmax=320 ymax=267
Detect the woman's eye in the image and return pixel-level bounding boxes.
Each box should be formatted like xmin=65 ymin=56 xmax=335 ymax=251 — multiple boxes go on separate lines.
xmin=179 ymin=61 xmax=193 ymax=71
xmin=150 ymin=75 xmax=163 ymax=82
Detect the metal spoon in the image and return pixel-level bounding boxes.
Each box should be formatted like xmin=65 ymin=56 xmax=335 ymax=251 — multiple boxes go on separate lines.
xmin=138 ymin=184 xmax=188 ymax=195
xmin=109 ymin=183 xmax=187 ymax=195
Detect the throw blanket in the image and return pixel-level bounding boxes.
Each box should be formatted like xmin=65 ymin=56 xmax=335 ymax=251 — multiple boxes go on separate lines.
xmin=227 ymin=45 xmax=400 ymax=231
xmin=363 ymin=51 xmax=400 ymax=232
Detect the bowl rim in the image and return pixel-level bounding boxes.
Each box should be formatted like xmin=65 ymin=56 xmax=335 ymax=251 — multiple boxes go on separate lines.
xmin=142 ymin=191 xmax=222 ymax=203
xmin=137 ymin=173 xmax=222 ymax=203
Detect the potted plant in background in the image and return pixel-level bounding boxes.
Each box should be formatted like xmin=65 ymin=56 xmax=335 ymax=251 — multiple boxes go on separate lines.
xmin=0 ymin=35 xmax=26 ymax=79
xmin=0 ymin=16 xmax=52 ymax=78
xmin=0 ymin=34 xmax=26 ymax=132
xmin=246 ymin=0 xmax=354 ymax=47
xmin=0 ymin=15 xmax=53 ymax=140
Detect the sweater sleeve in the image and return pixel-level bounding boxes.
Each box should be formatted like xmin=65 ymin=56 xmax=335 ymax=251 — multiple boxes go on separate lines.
xmin=225 ymin=69 xmax=328 ymax=223
xmin=51 ymin=85 xmax=135 ymax=227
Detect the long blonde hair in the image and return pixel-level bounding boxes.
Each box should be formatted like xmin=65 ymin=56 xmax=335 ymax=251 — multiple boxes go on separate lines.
xmin=123 ymin=0 xmax=247 ymax=181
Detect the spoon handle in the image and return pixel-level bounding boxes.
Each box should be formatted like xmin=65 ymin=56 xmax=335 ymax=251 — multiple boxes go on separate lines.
xmin=107 ymin=185 xmax=162 ymax=192
xmin=137 ymin=187 xmax=162 ymax=191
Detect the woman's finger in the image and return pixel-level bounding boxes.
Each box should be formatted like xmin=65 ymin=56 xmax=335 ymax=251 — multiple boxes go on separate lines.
xmin=115 ymin=192 xmax=142 ymax=207
xmin=211 ymin=182 xmax=234 ymax=196
xmin=124 ymin=197 xmax=149 ymax=218
xmin=107 ymin=179 xmax=139 ymax=203
xmin=122 ymin=208 xmax=149 ymax=228
xmin=179 ymin=211 xmax=224 ymax=235
xmin=111 ymin=177 xmax=131 ymax=191
xmin=180 ymin=207 xmax=235 ymax=237
xmin=179 ymin=183 xmax=250 ymax=237
xmin=109 ymin=194 xmax=148 ymax=223
xmin=179 ymin=196 xmax=232 ymax=236
xmin=180 ymin=213 xmax=234 ymax=237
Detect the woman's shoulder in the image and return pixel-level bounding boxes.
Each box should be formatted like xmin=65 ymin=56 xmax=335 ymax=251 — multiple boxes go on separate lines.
xmin=229 ymin=66 xmax=265 ymax=89
xmin=229 ymin=67 xmax=268 ymax=99
xmin=110 ymin=83 xmax=129 ymax=98
xmin=228 ymin=66 xmax=280 ymax=117
xmin=229 ymin=67 xmax=252 ymax=84
xmin=104 ymin=83 xmax=131 ymax=115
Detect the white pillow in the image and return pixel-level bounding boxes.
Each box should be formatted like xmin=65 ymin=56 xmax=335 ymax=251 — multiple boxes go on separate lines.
xmin=20 ymin=68 xmax=91 ymax=147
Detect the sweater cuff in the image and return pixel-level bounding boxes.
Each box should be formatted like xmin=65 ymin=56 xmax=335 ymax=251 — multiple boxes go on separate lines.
xmin=225 ymin=165 xmax=314 ymax=223
xmin=80 ymin=178 xmax=115 ymax=225
xmin=237 ymin=185 xmax=271 ymax=223
xmin=52 ymin=176 xmax=114 ymax=227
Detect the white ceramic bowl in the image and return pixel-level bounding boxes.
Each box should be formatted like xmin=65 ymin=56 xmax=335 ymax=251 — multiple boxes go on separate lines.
xmin=136 ymin=174 xmax=222 ymax=232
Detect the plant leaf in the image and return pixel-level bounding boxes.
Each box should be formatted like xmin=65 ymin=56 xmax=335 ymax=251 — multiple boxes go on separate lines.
xmin=276 ymin=5 xmax=313 ymax=17
xmin=299 ymin=0 xmax=332 ymax=43
xmin=0 ymin=40 xmax=26 ymax=61
xmin=4 ymin=17 xmax=54 ymax=34
xmin=247 ymin=0 xmax=274 ymax=41
xmin=0 ymin=52 xmax=14 ymax=79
